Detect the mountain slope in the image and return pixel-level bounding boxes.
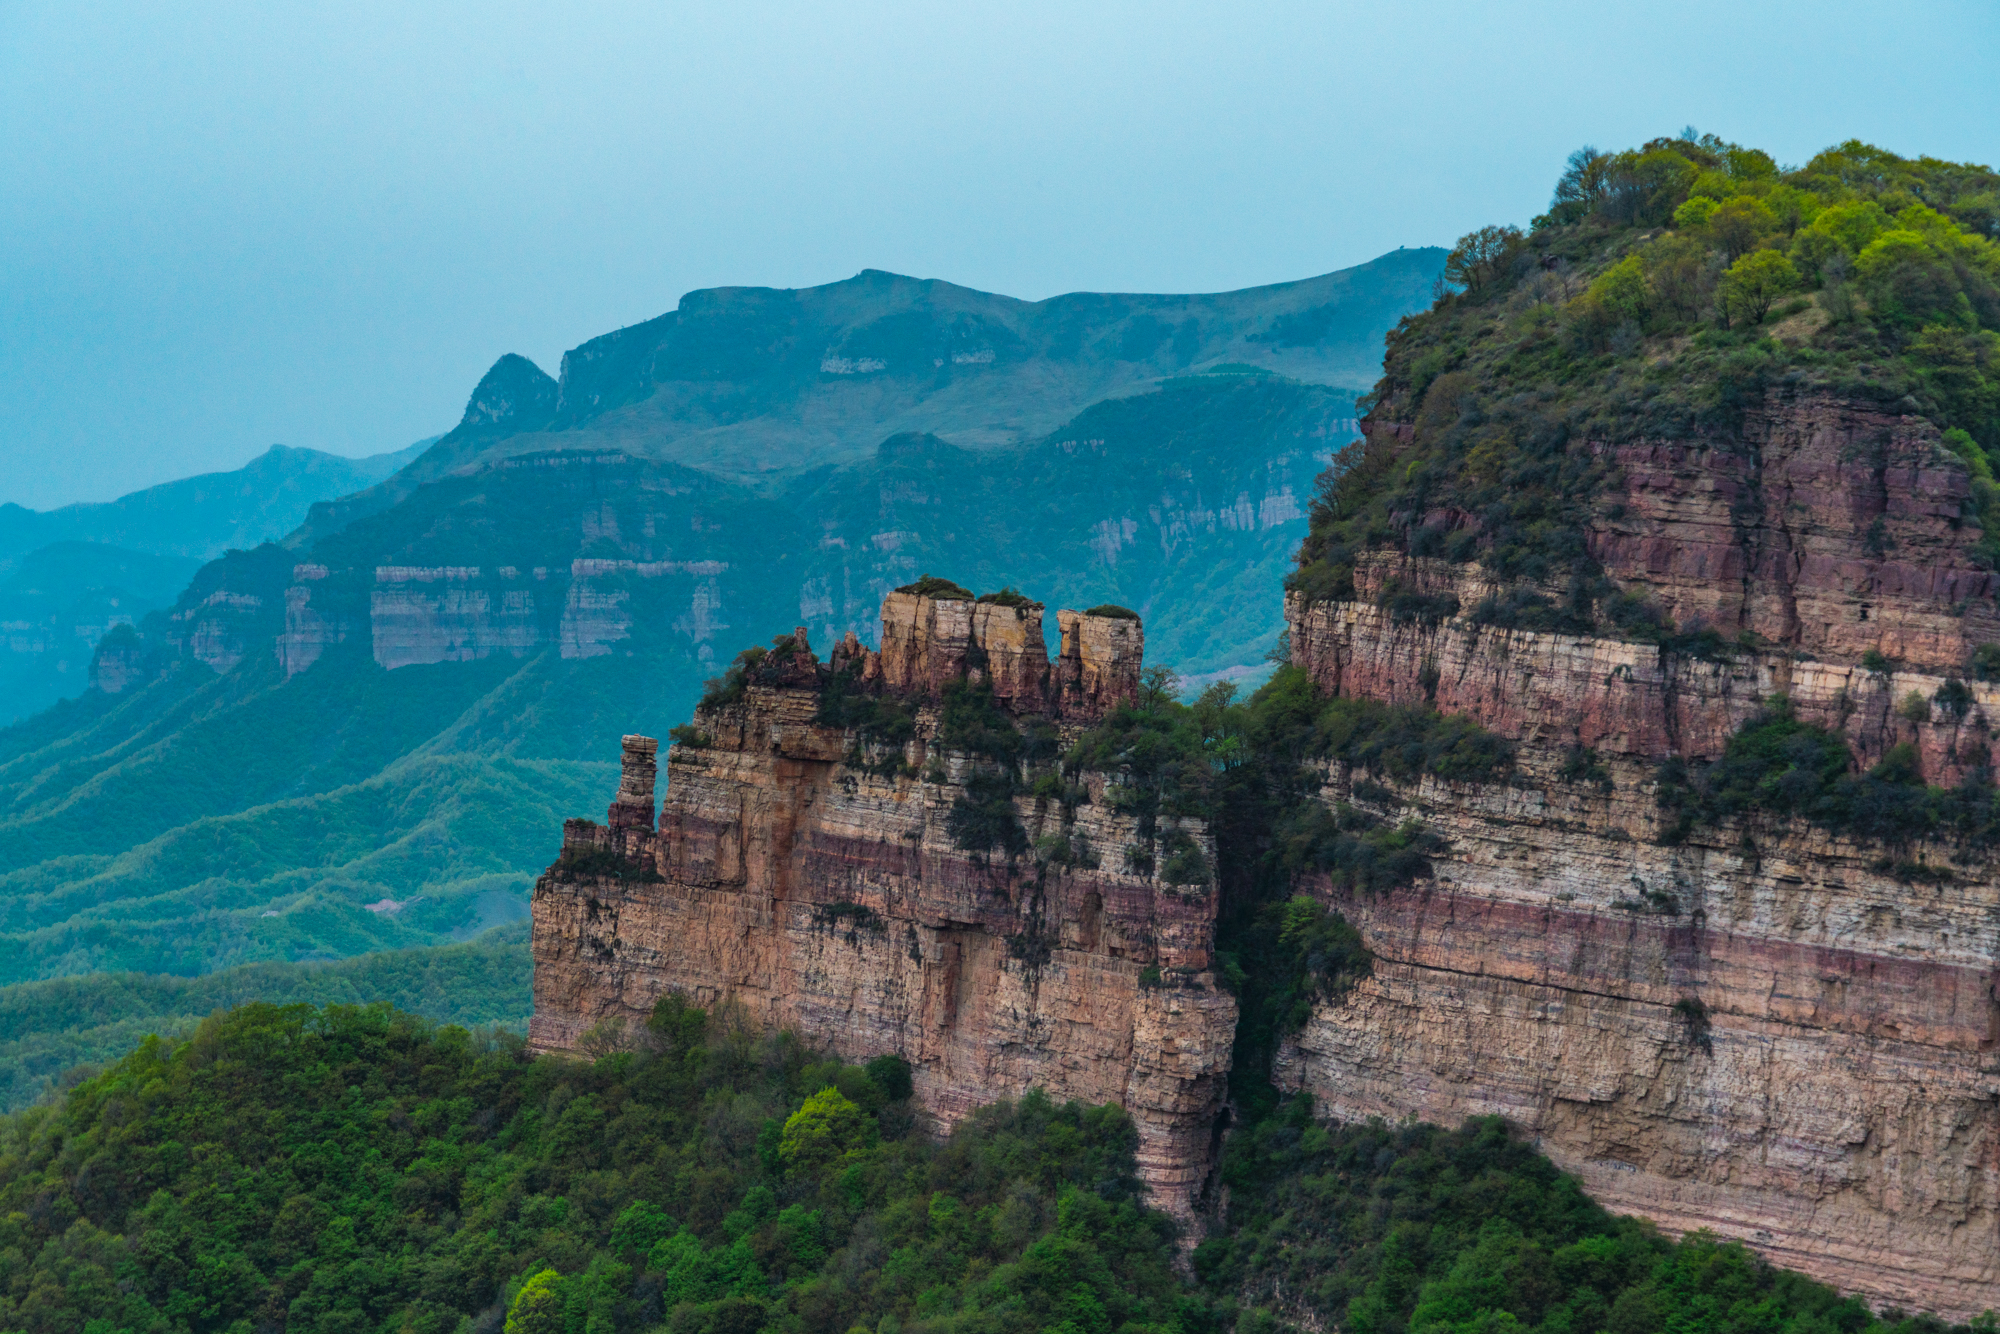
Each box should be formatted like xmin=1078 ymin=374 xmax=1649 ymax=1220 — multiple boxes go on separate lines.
xmin=0 ymin=370 xmax=1355 ymax=984
xmin=0 ymin=927 xmax=529 ymax=1111
xmin=0 ymin=542 xmax=205 ymax=723
xmin=0 ymin=440 xmax=434 ymax=722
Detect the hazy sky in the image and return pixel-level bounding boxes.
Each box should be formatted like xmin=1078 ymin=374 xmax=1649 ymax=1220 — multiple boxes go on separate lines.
xmin=3 ymin=2 xmax=1996 ymax=509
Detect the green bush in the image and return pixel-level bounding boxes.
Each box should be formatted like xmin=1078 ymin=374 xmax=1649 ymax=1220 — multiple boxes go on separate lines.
xmin=1656 ymin=696 xmax=2000 ymax=849
xmin=894 ymin=574 xmax=973 ymax=600
xmin=1199 ymin=1108 xmax=1936 ymax=1334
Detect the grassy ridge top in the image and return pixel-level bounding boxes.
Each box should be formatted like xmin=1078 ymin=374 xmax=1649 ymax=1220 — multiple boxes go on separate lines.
xmin=1293 ymin=133 xmax=2000 ymax=621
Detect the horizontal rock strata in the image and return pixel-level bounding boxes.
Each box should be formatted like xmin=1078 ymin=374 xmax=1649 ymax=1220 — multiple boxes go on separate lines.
xmin=531 ymin=593 xmax=1236 ymax=1219
xmin=1285 ymin=586 xmax=2000 ymax=1317
xmin=1586 ymin=393 xmax=2000 ymax=672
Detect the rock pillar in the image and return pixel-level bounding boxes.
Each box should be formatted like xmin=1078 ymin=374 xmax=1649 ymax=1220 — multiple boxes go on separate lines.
xmin=970 ymin=600 xmax=1052 ymax=712
xmin=878 ymin=591 xmax=975 ymax=697
xmin=607 ymin=734 xmax=659 ymax=837
xmin=1056 ymin=610 xmax=1145 ymax=719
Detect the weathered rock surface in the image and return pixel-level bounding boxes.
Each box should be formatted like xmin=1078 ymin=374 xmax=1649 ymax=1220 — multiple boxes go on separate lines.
xmin=1286 ymin=555 xmax=2000 ymax=1314
xmin=1587 ymin=391 xmax=2000 ymax=673
xmin=530 ymin=593 xmax=1235 ymax=1219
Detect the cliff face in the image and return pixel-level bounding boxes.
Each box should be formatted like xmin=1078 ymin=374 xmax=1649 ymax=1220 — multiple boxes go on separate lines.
xmin=529 ymin=593 xmax=1237 ymax=1219
xmin=1585 ymin=392 xmax=2000 ymax=672
xmin=1282 ymin=398 xmax=2000 ymax=1316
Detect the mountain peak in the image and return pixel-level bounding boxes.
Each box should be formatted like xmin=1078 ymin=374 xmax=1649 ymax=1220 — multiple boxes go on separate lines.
xmin=460 ymin=354 xmax=557 ymax=433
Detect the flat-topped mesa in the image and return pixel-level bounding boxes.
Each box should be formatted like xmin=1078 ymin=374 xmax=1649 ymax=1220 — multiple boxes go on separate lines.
xmin=851 ymin=578 xmax=1141 ymax=720
xmin=530 ymin=579 xmax=1232 ymax=1220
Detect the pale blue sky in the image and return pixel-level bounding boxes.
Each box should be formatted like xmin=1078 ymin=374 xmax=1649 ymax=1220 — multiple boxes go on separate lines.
xmin=3 ymin=0 xmax=1995 ymax=508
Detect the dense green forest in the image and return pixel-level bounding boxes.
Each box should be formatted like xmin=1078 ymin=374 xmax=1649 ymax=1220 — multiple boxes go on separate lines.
xmin=1293 ymin=133 xmax=2000 ymax=616
xmin=0 ymin=995 xmax=1983 ymax=1334
xmin=0 ymin=931 xmax=530 ymax=1113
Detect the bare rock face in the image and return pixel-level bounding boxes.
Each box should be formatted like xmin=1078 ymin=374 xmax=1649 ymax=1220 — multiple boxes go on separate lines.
xmin=371 ymin=565 xmax=544 ymax=669
xmin=87 ymin=626 xmax=149 ymax=695
xmin=530 ymin=589 xmax=1235 ymax=1219
xmin=877 ymin=590 xmax=977 ymax=696
xmin=970 ymin=600 xmax=1052 ymax=710
xmin=1056 ymin=608 xmax=1144 ymax=718
xmin=278 ymin=565 xmax=345 ymax=678
xmin=1286 ymin=589 xmax=2000 ymax=1315
xmin=1585 ymin=391 xmax=2000 ymax=672
xmin=872 ymin=588 xmax=1141 ymax=720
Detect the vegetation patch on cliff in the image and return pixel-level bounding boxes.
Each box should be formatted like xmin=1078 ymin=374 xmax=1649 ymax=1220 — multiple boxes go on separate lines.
xmin=894 ymin=574 xmax=973 ymax=600
xmin=1292 ymin=133 xmax=2000 ymax=618
xmin=555 ymin=839 xmax=666 ymax=884
xmin=936 ymin=679 xmax=1060 ymax=860
xmin=816 ymin=666 xmax=918 ymax=773
xmin=1656 ymin=694 xmax=2000 ymax=851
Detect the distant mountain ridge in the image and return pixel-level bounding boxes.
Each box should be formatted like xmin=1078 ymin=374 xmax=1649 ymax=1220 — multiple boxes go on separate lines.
xmin=0 ymin=439 xmax=432 ymax=563
xmin=0 ymin=439 xmax=434 ymax=723
xmin=296 ymin=253 xmax=1443 ymax=544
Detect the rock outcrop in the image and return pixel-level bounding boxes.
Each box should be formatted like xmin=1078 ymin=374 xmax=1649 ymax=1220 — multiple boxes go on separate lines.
xmin=530 ymin=591 xmax=1236 ymax=1219
xmin=1280 ymin=393 xmax=2000 ymax=1317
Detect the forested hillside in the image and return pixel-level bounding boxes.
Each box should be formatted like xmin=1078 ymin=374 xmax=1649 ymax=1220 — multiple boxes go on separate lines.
xmin=0 ymin=996 xmax=1971 ymax=1334
xmin=0 ymin=929 xmax=529 ymax=1112
xmin=1294 ymin=134 xmax=2000 ymax=616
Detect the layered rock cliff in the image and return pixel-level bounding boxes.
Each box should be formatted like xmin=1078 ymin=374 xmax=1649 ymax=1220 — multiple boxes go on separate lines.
xmin=1280 ymin=397 xmax=2000 ymax=1317
xmin=525 ymin=384 xmax=2000 ymax=1311
xmin=529 ymin=590 xmax=1237 ymax=1219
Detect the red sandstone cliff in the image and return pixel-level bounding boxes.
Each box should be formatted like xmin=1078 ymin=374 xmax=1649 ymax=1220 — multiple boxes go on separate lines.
xmin=529 ymin=592 xmax=1235 ymax=1220
xmin=1283 ymin=390 xmax=2000 ymax=1317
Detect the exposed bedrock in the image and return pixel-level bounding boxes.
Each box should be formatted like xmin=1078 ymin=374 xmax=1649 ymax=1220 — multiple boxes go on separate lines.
xmin=530 ymin=593 xmax=1234 ymax=1220
xmin=1286 ymin=587 xmax=2000 ymax=1316
xmin=1588 ymin=393 xmax=2000 ymax=672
